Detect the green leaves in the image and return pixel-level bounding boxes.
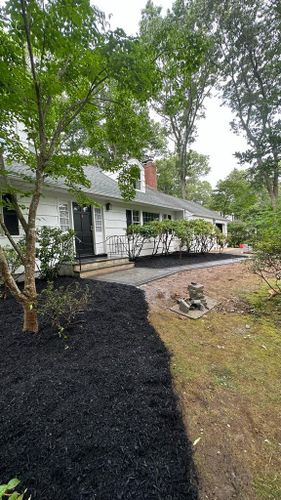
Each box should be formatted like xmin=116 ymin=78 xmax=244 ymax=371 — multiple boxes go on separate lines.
xmin=217 ymin=0 xmax=281 ymax=205
xmin=0 ymin=0 xmax=160 ymax=193
xmin=127 ymin=218 xmax=220 ymax=258
xmin=0 ymin=478 xmax=26 ymax=500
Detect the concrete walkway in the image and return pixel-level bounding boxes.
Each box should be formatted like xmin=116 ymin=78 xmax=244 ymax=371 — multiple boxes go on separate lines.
xmin=92 ymin=257 xmax=247 ymax=287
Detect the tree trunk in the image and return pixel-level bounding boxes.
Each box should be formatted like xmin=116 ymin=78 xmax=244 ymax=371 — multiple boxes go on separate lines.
xmin=23 ymin=301 xmax=38 ymax=333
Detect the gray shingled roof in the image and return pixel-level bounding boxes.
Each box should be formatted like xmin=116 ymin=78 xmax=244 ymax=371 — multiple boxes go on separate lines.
xmin=8 ymin=163 xmax=226 ymax=221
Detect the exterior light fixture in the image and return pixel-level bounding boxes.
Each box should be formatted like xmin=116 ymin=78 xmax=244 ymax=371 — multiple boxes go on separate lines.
xmin=106 ymin=202 xmax=112 ymax=211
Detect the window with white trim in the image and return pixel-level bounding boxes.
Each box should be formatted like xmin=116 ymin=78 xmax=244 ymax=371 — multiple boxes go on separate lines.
xmin=163 ymin=214 xmax=172 ymax=220
xmin=59 ymin=203 xmax=70 ymax=232
xmin=132 ymin=210 xmax=140 ymax=224
xmin=95 ymin=207 xmax=103 ymax=232
xmin=143 ymin=212 xmax=160 ymax=223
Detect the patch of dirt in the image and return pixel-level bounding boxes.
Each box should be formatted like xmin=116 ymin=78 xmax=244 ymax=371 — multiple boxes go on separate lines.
xmin=142 ymin=261 xmax=257 ymax=313
xmin=0 ymin=278 xmax=198 ymax=500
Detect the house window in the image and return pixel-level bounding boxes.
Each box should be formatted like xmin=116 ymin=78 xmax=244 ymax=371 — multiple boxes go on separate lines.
xmin=132 ymin=210 xmax=140 ymax=224
xmin=95 ymin=207 xmax=103 ymax=232
xmin=163 ymin=214 xmax=172 ymax=220
xmin=143 ymin=212 xmax=160 ymax=223
xmin=2 ymin=194 xmax=19 ymax=235
xmin=126 ymin=209 xmax=140 ymax=227
xmin=133 ymin=170 xmax=141 ymax=190
xmin=59 ymin=203 xmax=70 ymax=232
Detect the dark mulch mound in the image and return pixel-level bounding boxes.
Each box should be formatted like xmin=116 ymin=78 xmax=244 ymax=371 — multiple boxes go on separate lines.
xmin=0 ymin=278 xmax=198 ymax=500
xmin=135 ymin=252 xmax=244 ymax=269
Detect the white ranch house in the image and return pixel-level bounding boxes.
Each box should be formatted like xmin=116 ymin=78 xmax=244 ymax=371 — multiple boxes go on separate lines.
xmin=1 ymin=160 xmax=227 ymax=276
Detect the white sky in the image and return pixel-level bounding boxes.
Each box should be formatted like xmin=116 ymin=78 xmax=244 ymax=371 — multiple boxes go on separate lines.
xmin=94 ymin=0 xmax=248 ymax=186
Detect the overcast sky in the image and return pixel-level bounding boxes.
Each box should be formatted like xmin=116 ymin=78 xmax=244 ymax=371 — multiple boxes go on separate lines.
xmin=94 ymin=0 xmax=248 ymax=187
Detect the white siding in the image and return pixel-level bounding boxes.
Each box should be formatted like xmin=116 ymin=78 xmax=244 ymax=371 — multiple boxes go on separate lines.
xmin=0 ymin=191 xmax=72 ymax=248
xmin=103 ymin=204 xmax=127 ymax=238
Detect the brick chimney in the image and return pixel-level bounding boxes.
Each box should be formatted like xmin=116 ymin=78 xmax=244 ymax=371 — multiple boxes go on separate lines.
xmin=143 ymin=159 xmax=157 ymax=190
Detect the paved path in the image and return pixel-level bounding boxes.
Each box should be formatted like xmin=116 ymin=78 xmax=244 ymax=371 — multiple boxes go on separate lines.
xmin=92 ymin=257 xmax=247 ymax=287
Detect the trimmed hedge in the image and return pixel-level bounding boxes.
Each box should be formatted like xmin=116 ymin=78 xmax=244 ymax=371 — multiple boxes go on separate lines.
xmin=126 ymin=219 xmax=222 ymax=260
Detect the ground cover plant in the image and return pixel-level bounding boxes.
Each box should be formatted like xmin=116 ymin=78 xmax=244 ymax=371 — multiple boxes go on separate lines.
xmin=144 ymin=263 xmax=281 ymax=499
xmin=0 ymin=277 xmax=198 ymax=500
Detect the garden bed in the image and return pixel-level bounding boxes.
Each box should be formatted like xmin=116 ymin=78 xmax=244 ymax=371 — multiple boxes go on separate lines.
xmin=135 ymin=251 xmax=245 ymax=269
xmin=0 ymin=278 xmax=197 ymax=500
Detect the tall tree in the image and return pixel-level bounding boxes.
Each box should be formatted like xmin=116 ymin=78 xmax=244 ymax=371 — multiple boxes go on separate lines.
xmin=216 ymin=0 xmax=281 ymax=208
xmin=0 ymin=0 xmax=158 ymax=333
xmin=140 ymin=0 xmax=218 ymax=198
xmin=157 ymin=150 xmax=211 ymax=204
xmin=208 ymin=168 xmax=268 ymax=220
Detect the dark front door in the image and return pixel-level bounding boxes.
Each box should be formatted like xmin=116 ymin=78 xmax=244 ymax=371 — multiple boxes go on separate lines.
xmin=73 ymin=203 xmax=94 ymax=256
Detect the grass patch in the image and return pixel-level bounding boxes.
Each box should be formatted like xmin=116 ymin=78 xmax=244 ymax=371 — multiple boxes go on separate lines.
xmin=149 ymin=280 xmax=281 ymax=499
xmin=254 ymin=475 xmax=281 ymax=499
xmin=243 ymin=284 xmax=281 ymax=324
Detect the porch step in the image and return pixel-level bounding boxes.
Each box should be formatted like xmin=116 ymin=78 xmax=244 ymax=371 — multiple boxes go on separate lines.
xmin=80 ymin=262 xmax=135 ymax=278
xmin=74 ymin=257 xmax=131 ymax=273
xmin=59 ymin=257 xmax=135 ymax=278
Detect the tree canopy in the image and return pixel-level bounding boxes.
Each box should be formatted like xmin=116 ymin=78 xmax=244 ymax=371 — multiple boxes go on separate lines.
xmin=208 ymin=168 xmax=269 ymax=220
xmin=140 ymin=0 xmax=217 ymax=198
xmin=216 ymin=0 xmax=281 ymax=207
xmin=157 ymin=150 xmax=212 ymax=205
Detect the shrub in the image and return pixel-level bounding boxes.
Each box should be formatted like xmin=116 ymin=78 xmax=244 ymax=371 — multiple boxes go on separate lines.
xmin=190 ymin=219 xmax=218 ymax=253
xmin=251 ymin=207 xmax=281 ymax=295
xmin=37 ymin=226 xmax=75 ymax=280
xmin=227 ymin=221 xmax=254 ymax=247
xmin=0 ymin=478 xmax=29 ymax=499
xmin=174 ymin=219 xmax=218 ymax=254
xmin=126 ymin=224 xmax=148 ymax=259
xmin=38 ymin=281 xmax=90 ymax=336
xmin=174 ymin=220 xmax=194 ymax=252
xmin=126 ymin=218 xmax=222 ymax=259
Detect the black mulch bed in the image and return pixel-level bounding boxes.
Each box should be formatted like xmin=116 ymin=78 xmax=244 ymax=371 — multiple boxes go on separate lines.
xmin=0 ymin=278 xmax=198 ymax=500
xmin=135 ymin=251 xmax=245 ymax=269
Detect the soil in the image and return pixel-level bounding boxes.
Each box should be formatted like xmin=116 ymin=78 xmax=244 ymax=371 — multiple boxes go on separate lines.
xmin=142 ymin=260 xmax=256 ymax=312
xmin=0 ymin=278 xmax=198 ymax=500
xmin=135 ymin=252 xmax=245 ymax=270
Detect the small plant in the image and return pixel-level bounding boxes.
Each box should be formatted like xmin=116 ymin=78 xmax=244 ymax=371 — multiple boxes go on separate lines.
xmin=0 ymin=478 xmax=29 ymax=499
xmin=36 ymin=226 xmax=75 ymax=281
xmin=38 ymin=281 xmax=90 ymax=336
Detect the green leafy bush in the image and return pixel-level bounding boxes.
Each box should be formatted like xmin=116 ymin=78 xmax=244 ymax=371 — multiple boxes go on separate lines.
xmin=227 ymin=221 xmax=254 ymax=247
xmin=174 ymin=219 xmax=219 ymax=254
xmin=126 ymin=224 xmax=149 ymax=259
xmin=0 ymin=478 xmax=28 ymax=499
xmin=251 ymin=206 xmax=281 ymax=295
xmin=127 ymin=218 xmax=221 ymax=259
xmin=38 ymin=281 xmax=90 ymax=336
xmin=37 ymin=226 xmax=75 ymax=280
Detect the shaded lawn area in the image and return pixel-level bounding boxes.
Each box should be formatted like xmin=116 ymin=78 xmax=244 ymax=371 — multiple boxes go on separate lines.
xmin=135 ymin=251 xmax=245 ymax=269
xmin=0 ymin=278 xmax=198 ymax=500
xmin=145 ymin=264 xmax=281 ymax=499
